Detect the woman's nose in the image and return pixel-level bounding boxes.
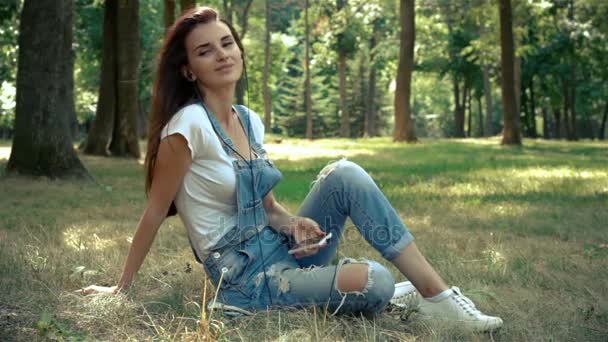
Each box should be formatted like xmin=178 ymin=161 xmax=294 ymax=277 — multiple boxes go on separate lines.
xmin=216 ymin=48 xmax=228 ymax=61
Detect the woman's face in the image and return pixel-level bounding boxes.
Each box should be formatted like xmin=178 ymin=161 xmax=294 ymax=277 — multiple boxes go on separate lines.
xmin=183 ymin=21 xmax=243 ymax=89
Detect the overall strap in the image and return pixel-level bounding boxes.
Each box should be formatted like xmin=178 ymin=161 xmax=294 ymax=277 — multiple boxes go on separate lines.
xmin=233 ymin=105 xmax=267 ymax=158
xmin=200 ymin=103 xmax=237 ymax=155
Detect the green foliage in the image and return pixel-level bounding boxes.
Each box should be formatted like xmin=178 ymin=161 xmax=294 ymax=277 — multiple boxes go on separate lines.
xmin=0 ymin=0 xmax=19 ymax=135
xmin=0 ymin=80 xmax=16 ymax=132
xmin=272 ymin=20 xmax=341 ymax=137
xmin=3 ymin=0 xmax=607 ymax=139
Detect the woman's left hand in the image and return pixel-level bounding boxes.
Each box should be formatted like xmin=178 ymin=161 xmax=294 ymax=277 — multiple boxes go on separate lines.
xmin=289 ymin=216 xmax=326 ymax=259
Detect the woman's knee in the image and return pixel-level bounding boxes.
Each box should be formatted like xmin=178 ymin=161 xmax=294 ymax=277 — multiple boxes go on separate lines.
xmin=336 ymin=260 xmax=395 ymax=302
xmin=314 ymin=159 xmax=372 ymax=188
xmin=366 ymin=261 xmax=396 ymax=302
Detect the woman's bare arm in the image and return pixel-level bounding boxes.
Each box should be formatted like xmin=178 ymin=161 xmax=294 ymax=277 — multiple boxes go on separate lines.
xmin=81 ymin=135 xmax=192 ymax=294
xmin=263 ymin=191 xmax=297 ymax=235
xmin=117 ymin=134 xmax=192 ymax=289
xmin=263 ymin=191 xmax=325 ymax=257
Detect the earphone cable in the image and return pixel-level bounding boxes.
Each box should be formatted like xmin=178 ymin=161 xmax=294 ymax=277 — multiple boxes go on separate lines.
xmin=244 ymin=66 xmax=273 ymax=307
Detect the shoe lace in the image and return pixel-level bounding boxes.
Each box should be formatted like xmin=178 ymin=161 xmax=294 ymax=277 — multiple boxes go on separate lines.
xmin=451 ymin=287 xmax=481 ymax=316
xmin=401 ymin=290 xmax=419 ymax=308
xmin=392 ymin=287 xmax=420 ymax=309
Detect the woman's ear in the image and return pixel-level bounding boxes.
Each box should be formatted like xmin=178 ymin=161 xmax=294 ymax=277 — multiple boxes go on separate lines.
xmin=181 ymin=66 xmax=195 ymax=81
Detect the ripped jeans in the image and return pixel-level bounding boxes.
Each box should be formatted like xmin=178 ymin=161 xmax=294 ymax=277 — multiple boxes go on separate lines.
xmin=203 ymin=159 xmax=415 ymax=316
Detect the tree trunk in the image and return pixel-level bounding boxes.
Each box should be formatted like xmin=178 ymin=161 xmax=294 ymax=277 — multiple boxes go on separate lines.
xmin=561 ymin=77 xmax=571 ymax=139
xmin=83 ymin=0 xmax=117 ymax=156
xmin=477 ymin=96 xmax=483 ymax=137
xmin=466 ymin=86 xmax=472 ymax=137
xmin=542 ymin=105 xmax=549 ymax=139
xmin=483 ymin=64 xmax=493 ymax=136
xmin=109 ymin=0 xmax=140 ymax=158
xmin=514 ymin=56 xmax=521 ymax=124
xmin=304 ymin=0 xmax=312 ymax=140
xmin=529 ymin=77 xmax=537 ymax=138
xmin=163 ymin=0 xmax=175 ymax=30
xmin=233 ymin=0 xmax=253 ymax=106
xmin=179 ymin=0 xmax=196 ymax=12
xmin=498 ymin=0 xmax=521 ymax=145
xmin=238 ymin=0 xmax=254 ymax=40
xmin=553 ymin=108 xmax=562 ymax=139
xmin=365 ymin=20 xmax=379 ymax=138
xmin=137 ymin=100 xmax=147 ymax=139
xmin=458 ymin=79 xmax=468 ymax=138
xmin=599 ymin=101 xmax=607 ymax=140
xmin=223 ymin=0 xmax=233 ymax=23
xmin=567 ymin=0 xmax=577 ymax=141
xmin=263 ymin=0 xmax=272 ymax=133
xmin=521 ymin=84 xmax=529 ymax=136
xmin=64 ymin=44 xmax=78 ymax=141
xmin=7 ymin=0 xmax=90 ymax=179
xmin=393 ymin=0 xmax=417 ymax=142
xmin=453 ymin=78 xmax=465 ymax=138
xmin=365 ymin=63 xmax=377 ymax=137
xmin=338 ymin=52 xmax=349 ymax=137
xmin=569 ymin=64 xmax=577 ymax=140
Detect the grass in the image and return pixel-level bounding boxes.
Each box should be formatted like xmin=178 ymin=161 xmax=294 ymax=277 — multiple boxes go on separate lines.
xmin=0 ymin=136 xmax=607 ymax=341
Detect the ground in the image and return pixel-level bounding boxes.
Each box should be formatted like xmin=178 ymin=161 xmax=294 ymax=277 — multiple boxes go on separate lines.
xmin=0 ymin=137 xmax=607 ymax=341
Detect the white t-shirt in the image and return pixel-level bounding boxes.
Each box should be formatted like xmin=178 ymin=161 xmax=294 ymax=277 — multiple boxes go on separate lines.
xmin=160 ymin=103 xmax=265 ymax=259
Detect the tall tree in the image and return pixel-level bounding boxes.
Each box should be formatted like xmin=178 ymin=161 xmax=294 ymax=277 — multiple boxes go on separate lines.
xmin=163 ymin=1 xmax=195 ymax=31
xmin=180 ymin=0 xmax=196 ymax=12
xmin=304 ymin=0 xmax=312 ymax=139
xmin=83 ymin=0 xmax=117 ymax=155
xmin=364 ymin=18 xmax=381 ymax=138
xmin=108 ymin=0 xmax=140 ymax=158
xmin=83 ymin=0 xmax=140 ymax=158
xmin=394 ymin=0 xmax=417 ymax=142
xmin=498 ymin=0 xmax=521 ymax=145
xmin=263 ymin=0 xmax=272 ymax=132
xmin=566 ymin=0 xmax=577 ymax=140
xmin=65 ymin=44 xmax=79 ymax=141
xmin=478 ymin=19 xmax=494 ymax=136
xmin=477 ymin=95 xmax=484 ymax=136
xmin=7 ymin=0 xmax=90 ymax=179
xmin=164 ymin=0 xmax=175 ymax=30
xmin=335 ymin=0 xmax=355 ymax=138
xmin=482 ymin=64 xmax=493 ymax=135
xmin=600 ymin=102 xmax=607 ymax=140
xmin=223 ymin=0 xmax=254 ymax=105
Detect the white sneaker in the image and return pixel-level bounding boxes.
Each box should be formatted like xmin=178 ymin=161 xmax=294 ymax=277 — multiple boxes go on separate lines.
xmin=390 ymin=281 xmax=420 ymax=310
xmin=418 ymin=287 xmax=503 ymax=332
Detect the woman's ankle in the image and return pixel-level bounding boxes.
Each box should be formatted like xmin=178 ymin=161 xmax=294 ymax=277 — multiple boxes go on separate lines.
xmin=421 ymin=287 xmax=452 ymax=302
xmin=418 ymin=285 xmax=450 ymax=298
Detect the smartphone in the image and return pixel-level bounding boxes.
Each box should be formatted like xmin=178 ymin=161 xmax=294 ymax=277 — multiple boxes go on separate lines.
xmin=288 ymin=232 xmax=333 ymax=255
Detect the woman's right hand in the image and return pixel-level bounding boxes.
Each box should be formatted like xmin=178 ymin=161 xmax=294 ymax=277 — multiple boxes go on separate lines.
xmin=76 ymin=284 xmax=120 ymax=296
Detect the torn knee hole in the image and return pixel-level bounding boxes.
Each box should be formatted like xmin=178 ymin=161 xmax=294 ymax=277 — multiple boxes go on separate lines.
xmin=335 ymin=260 xmax=371 ymax=294
xmin=310 ymin=157 xmax=348 ymax=187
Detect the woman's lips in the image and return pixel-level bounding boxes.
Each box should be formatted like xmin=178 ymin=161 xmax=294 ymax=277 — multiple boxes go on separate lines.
xmin=215 ymin=64 xmax=234 ymax=72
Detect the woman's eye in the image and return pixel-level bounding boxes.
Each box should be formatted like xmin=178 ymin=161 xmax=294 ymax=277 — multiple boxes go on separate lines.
xmin=199 ymin=50 xmax=210 ymax=56
xmin=223 ymin=42 xmax=233 ymax=47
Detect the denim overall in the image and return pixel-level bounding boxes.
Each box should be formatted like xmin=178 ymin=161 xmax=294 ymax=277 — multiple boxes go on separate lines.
xmin=196 ymin=103 xmax=415 ymax=316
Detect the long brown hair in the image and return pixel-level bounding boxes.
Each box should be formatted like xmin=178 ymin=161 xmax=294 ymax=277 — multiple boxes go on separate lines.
xmin=145 ymin=6 xmax=246 ymax=216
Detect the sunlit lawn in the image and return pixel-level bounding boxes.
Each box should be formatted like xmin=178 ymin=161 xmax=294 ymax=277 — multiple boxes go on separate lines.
xmin=1 ymin=137 xmax=607 ymax=341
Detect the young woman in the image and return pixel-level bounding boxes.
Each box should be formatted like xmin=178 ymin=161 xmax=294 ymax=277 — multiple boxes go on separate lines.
xmin=82 ymin=6 xmax=503 ymax=332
